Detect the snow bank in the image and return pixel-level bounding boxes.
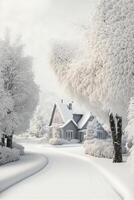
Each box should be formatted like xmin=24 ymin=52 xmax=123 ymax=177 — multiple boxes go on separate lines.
xmin=49 ymin=138 xmax=80 ymax=145
xmin=12 ymin=142 xmax=24 ymax=155
xmin=0 ymin=146 xmax=20 ymax=165
xmin=127 ymin=145 xmax=134 ymax=163
xmin=14 ymin=135 xmax=48 ymax=144
xmin=70 ymin=139 xmax=80 ymax=144
xmin=0 ymin=142 xmax=25 ymax=165
xmin=0 ymin=152 xmax=48 ymax=192
xmin=49 ymin=138 xmax=69 ymax=145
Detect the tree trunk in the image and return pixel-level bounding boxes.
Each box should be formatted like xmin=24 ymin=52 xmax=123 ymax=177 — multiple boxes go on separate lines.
xmin=1 ymin=135 xmax=5 ymax=147
xmin=109 ymin=113 xmax=122 ymax=163
xmin=115 ymin=114 xmax=122 ymax=162
xmin=7 ymin=135 xmax=13 ymax=148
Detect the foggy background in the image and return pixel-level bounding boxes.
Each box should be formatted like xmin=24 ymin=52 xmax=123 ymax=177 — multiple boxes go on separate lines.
xmin=0 ymin=0 xmax=98 ymax=97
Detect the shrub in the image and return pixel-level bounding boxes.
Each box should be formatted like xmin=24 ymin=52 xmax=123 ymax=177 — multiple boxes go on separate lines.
xmin=49 ymin=138 xmax=69 ymax=145
xmin=12 ymin=142 xmax=24 ymax=155
xmin=0 ymin=146 xmax=20 ymax=165
xmin=84 ymin=138 xmax=114 ymax=159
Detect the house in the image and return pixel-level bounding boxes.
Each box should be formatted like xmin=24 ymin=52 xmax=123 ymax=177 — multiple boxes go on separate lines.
xmin=49 ymin=100 xmax=94 ymax=142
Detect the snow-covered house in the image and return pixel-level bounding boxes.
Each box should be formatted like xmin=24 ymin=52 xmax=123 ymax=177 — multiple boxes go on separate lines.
xmin=49 ymin=101 xmax=94 ymax=142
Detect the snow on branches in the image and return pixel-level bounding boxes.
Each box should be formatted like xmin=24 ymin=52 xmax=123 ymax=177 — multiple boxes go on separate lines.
xmin=0 ymin=37 xmax=39 ymax=141
xmin=126 ymin=97 xmax=134 ymax=140
xmin=50 ymin=0 xmax=134 ymax=128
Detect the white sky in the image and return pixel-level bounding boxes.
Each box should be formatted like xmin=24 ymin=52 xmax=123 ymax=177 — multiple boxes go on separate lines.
xmin=0 ymin=0 xmax=98 ymax=96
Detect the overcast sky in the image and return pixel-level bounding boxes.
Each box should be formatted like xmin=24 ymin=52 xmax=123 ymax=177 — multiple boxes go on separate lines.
xmin=0 ymin=0 xmax=98 ymax=96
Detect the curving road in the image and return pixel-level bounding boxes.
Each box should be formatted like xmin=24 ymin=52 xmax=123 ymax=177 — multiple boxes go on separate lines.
xmin=1 ymin=145 xmax=122 ymax=200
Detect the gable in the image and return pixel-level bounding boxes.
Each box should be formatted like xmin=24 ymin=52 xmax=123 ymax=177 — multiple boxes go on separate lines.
xmin=57 ymin=102 xmax=73 ymax=122
xmin=78 ymin=115 xmax=94 ymax=130
xmin=52 ymin=107 xmax=64 ymax=125
xmin=73 ymin=114 xmax=83 ymax=123
xmin=61 ymin=120 xmax=78 ymax=132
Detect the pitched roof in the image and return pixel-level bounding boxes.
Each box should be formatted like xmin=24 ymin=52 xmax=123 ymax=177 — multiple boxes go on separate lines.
xmin=60 ymin=119 xmax=78 ymax=128
xmin=77 ymin=113 xmax=91 ymax=129
xmin=56 ymin=101 xmax=91 ymax=130
xmin=57 ymin=102 xmax=73 ymax=122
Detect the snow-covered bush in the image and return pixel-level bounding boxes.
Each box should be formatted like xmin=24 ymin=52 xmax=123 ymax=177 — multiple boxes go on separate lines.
xmin=52 ymin=126 xmax=61 ymax=139
xmin=29 ymin=106 xmax=49 ymax=138
xmin=84 ymin=138 xmax=114 ymax=159
xmin=12 ymin=142 xmax=24 ymax=155
xmin=127 ymin=145 xmax=134 ymax=163
xmin=84 ymin=136 xmax=127 ymax=159
xmin=49 ymin=138 xmax=69 ymax=145
xmin=0 ymin=146 xmax=20 ymax=165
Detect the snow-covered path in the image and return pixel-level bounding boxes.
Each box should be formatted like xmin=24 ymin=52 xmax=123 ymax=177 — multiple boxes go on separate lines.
xmin=1 ymin=145 xmax=122 ymax=200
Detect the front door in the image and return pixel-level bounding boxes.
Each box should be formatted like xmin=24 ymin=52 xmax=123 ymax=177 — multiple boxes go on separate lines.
xmin=66 ymin=130 xmax=73 ymax=141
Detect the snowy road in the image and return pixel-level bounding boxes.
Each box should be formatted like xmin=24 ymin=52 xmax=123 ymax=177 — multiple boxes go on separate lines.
xmin=1 ymin=145 xmax=122 ymax=200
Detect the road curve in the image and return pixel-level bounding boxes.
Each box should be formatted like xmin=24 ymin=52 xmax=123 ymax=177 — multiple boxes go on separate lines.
xmin=1 ymin=145 xmax=122 ymax=200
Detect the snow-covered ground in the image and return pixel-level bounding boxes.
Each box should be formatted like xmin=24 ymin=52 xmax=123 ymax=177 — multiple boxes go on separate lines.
xmin=0 ymin=150 xmax=48 ymax=192
xmin=1 ymin=143 xmax=123 ymax=200
xmin=54 ymin=145 xmax=134 ymax=200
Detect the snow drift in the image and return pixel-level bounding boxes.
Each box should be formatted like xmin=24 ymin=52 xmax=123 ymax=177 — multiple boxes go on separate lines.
xmin=49 ymin=138 xmax=69 ymax=145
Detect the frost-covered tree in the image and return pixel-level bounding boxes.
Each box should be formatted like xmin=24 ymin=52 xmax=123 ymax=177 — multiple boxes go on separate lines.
xmin=0 ymin=77 xmax=14 ymax=146
xmin=50 ymin=0 xmax=134 ymax=162
xmin=0 ymin=38 xmax=39 ymax=147
xmin=51 ymin=0 xmax=134 ymax=126
xmin=50 ymin=40 xmax=80 ymax=84
xmin=126 ymin=97 xmax=134 ymax=141
xmin=30 ymin=115 xmax=45 ymax=138
xmin=29 ymin=108 xmax=47 ymax=138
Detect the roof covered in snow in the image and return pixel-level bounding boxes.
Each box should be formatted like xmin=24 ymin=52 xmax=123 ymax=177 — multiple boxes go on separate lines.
xmin=57 ymin=102 xmax=73 ymax=122
xmin=56 ymin=101 xmax=92 ymax=130
xmin=78 ymin=113 xmax=92 ymax=129
xmin=60 ymin=119 xmax=78 ymax=128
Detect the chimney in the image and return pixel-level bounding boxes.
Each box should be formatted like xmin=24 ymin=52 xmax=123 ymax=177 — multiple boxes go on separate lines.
xmin=68 ymin=102 xmax=72 ymax=110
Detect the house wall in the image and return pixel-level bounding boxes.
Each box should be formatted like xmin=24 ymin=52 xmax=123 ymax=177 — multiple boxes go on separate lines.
xmin=96 ymin=129 xmax=108 ymax=139
xmin=62 ymin=121 xmax=78 ymax=140
xmin=78 ymin=130 xmax=86 ymax=142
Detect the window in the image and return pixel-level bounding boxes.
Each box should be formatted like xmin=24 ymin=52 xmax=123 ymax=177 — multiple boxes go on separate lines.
xmin=66 ymin=130 xmax=73 ymax=141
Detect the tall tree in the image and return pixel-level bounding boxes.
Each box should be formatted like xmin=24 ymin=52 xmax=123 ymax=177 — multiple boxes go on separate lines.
xmin=50 ymin=0 xmax=134 ymax=162
xmin=51 ymin=0 xmax=134 ymax=125
xmin=0 ymin=38 xmax=39 ymax=147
